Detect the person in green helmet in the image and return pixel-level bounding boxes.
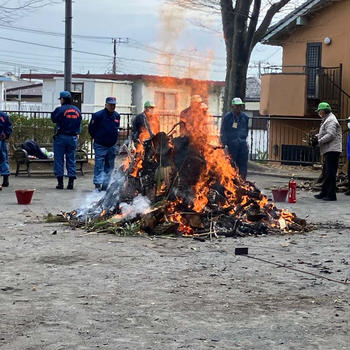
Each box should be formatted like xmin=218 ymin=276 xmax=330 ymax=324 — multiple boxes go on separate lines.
xmin=313 ymin=102 xmax=342 ymax=201
xmin=220 ymin=97 xmax=249 ymax=179
xmin=132 ymin=100 xmax=160 ymax=145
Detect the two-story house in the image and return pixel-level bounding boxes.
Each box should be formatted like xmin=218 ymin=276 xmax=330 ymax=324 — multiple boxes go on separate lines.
xmin=260 ymin=0 xmax=349 ymax=164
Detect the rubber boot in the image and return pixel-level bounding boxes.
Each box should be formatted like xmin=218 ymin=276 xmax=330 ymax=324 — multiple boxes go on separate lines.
xmin=2 ymin=175 xmax=9 ymax=187
xmin=67 ymin=177 xmax=74 ymax=190
xmin=56 ymin=176 xmax=64 ymax=189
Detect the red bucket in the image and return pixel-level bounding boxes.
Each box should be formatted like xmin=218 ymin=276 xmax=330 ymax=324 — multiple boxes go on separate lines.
xmin=15 ymin=189 xmax=35 ymax=205
xmin=272 ymin=189 xmax=288 ymax=202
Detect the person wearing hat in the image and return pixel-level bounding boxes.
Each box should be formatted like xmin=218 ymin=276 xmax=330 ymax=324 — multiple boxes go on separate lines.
xmin=51 ymin=91 xmax=82 ymax=190
xmin=89 ymin=97 xmax=120 ymax=191
xmin=131 ymin=100 xmax=159 ymax=144
xmin=179 ymin=95 xmax=203 ymax=136
xmin=313 ymin=102 xmax=342 ymax=201
xmin=220 ymin=97 xmax=249 ymax=179
xmin=345 ymin=116 xmax=350 ymax=196
xmin=0 ymin=110 xmax=13 ymax=187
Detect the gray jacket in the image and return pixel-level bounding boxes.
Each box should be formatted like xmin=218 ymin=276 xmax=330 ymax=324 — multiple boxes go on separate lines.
xmin=317 ymin=112 xmax=342 ymax=155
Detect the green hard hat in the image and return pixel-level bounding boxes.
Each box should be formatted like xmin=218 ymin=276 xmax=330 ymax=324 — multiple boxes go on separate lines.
xmin=144 ymin=100 xmax=155 ymax=108
xmin=231 ymin=97 xmax=244 ymax=105
xmin=315 ymin=102 xmax=331 ymax=112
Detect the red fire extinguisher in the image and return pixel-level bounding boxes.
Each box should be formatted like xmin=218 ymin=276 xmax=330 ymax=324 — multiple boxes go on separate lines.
xmin=288 ymin=176 xmax=296 ymax=203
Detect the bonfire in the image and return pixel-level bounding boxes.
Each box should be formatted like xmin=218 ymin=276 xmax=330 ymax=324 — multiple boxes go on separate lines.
xmin=61 ymin=103 xmax=308 ymax=238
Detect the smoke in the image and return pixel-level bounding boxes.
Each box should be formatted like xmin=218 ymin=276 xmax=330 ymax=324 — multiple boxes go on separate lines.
xmin=73 ymin=190 xmax=104 ymax=216
xmin=118 ymin=195 xmax=151 ymax=221
xmin=157 ymin=3 xmax=186 ymax=76
xmin=156 ymin=3 xmax=215 ymax=80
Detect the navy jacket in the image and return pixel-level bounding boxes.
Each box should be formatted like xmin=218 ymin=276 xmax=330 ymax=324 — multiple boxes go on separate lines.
xmin=51 ymin=104 xmax=82 ymax=136
xmin=0 ymin=111 xmax=13 ymax=139
xmin=347 ymin=134 xmax=350 ymax=160
xmin=220 ymin=111 xmax=249 ymax=146
xmin=89 ymin=108 xmax=120 ymax=147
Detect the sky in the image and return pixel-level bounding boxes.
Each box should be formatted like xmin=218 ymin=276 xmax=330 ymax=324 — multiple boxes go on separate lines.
xmin=0 ymin=0 xmax=283 ymax=81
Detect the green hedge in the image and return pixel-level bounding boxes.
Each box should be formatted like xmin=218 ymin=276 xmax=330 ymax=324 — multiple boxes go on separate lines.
xmin=8 ymin=114 xmax=90 ymax=151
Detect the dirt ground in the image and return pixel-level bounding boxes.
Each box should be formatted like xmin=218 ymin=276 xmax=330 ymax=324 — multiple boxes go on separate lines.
xmin=0 ymin=172 xmax=349 ymax=350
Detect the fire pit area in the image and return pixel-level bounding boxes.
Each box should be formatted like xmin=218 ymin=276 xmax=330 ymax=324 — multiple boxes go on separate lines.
xmin=57 ymin=104 xmax=309 ymax=239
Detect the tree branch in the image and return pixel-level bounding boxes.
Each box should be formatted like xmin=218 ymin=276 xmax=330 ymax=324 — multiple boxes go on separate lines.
xmin=252 ymin=0 xmax=293 ymax=46
xmin=246 ymin=0 xmax=261 ymax=51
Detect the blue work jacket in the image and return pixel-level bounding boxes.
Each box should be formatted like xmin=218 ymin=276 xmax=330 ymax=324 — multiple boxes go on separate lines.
xmin=88 ymin=108 xmax=120 ymax=147
xmin=220 ymin=111 xmax=249 ymax=146
xmin=0 ymin=111 xmax=13 ymax=139
xmin=51 ymin=104 xmax=82 ymax=136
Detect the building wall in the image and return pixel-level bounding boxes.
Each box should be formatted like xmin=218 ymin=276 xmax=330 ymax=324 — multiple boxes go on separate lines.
xmin=260 ymin=74 xmax=307 ymax=116
xmin=94 ymin=80 xmax=132 ymax=113
xmin=42 ymin=79 xmax=57 ymax=110
xmin=42 ymin=78 xmax=133 ymax=113
xmin=282 ymin=0 xmax=349 ymax=97
xmin=0 ymin=82 xmax=4 ymax=108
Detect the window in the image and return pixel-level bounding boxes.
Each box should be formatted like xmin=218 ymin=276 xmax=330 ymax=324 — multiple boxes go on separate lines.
xmin=306 ymin=43 xmax=322 ymax=98
xmin=72 ymin=82 xmax=84 ymax=102
xmin=154 ymin=91 xmax=177 ymax=112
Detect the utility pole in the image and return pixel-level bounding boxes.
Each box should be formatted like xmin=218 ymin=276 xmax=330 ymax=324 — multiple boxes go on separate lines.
xmin=64 ymin=0 xmax=72 ymax=91
xmin=112 ymin=38 xmax=129 ymax=74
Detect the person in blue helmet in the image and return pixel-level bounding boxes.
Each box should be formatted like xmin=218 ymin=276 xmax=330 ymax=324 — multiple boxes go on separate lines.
xmin=220 ymin=97 xmax=249 ymax=179
xmin=88 ymin=97 xmax=120 ymax=191
xmin=51 ymin=91 xmax=82 ymax=190
xmin=0 ymin=111 xmax=13 ymax=187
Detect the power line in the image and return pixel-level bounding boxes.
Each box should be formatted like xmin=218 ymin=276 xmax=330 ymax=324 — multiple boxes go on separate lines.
xmin=0 ymin=23 xmax=226 ymax=64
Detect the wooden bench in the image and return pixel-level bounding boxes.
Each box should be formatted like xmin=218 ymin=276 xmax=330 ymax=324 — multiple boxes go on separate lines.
xmin=13 ymin=143 xmax=88 ymax=177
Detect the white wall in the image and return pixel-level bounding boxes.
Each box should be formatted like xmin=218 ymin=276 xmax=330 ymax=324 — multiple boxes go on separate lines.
xmin=140 ymin=81 xmax=192 ymax=114
xmin=94 ymin=80 xmax=133 ymax=114
xmin=41 ymin=78 xmax=133 ymax=114
xmin=0 ymin=81 xmax=4 ymax=109
xmin=208 ymin=86 xmax=224 ymax=115
xmin=42 ymin=79 xmax=57 ymax=110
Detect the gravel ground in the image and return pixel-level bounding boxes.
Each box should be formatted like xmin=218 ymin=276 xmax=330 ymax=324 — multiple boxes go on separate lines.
xmin=0 ymin=173 xmax=349 ymax=350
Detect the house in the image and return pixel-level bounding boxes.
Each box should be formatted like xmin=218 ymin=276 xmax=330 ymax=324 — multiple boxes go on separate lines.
xmin=19 ymin=73 xmax=261 ymax=134
xmin=20 ymin=73 xmax=260 ymax=114
xmin=260 ymin=0 xmax=350 ymax=164
xmin=0 ymin=78 xmax=43 ymax=111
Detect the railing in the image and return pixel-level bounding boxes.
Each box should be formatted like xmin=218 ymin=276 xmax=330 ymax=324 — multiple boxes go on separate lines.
xmin=4 ymin=110 xmax=348 ymax=166
xmin=262 ymin=65 xmax=343 ymax=114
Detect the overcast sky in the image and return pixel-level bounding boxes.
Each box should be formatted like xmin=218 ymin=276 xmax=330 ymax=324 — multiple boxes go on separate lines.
xmin=0 ymin=0 xmax=282 ymax=81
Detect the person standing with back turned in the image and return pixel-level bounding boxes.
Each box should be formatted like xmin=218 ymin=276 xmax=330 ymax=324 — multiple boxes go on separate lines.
xmin=0 ymin=110 xmax=13 ymax=187
xmin=51 ymin=91 xmax=82 ymax=190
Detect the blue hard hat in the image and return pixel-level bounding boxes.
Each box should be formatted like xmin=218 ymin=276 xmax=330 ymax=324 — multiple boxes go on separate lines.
xmin=59 ymin=91 xmax=71 ymax=99
xmin=106 ymin=96 xmax=117 ymax=104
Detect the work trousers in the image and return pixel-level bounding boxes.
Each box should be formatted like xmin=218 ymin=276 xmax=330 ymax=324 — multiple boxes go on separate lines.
xmin=53 ymin=134 xmax=78 ymax=178
xmin=93 ymin=142 xmax=117 ymax=186
xmin=320 ymin=151 xmax=340 ymax=199
xmin=227 ymin=141 xmax=249 ymax=179
xmin=0 ymin=140 xmax=10 ymax=175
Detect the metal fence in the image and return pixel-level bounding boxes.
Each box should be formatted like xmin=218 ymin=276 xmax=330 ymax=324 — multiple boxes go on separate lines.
xmin=4 ymin=110 xmax=348 ymax=166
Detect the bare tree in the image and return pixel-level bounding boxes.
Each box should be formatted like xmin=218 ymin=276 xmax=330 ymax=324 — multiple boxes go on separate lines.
xmin=0 ymin=0 xmax=59 ymax=23
xmin=169 ymin=0 xmax=302 ymax=112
